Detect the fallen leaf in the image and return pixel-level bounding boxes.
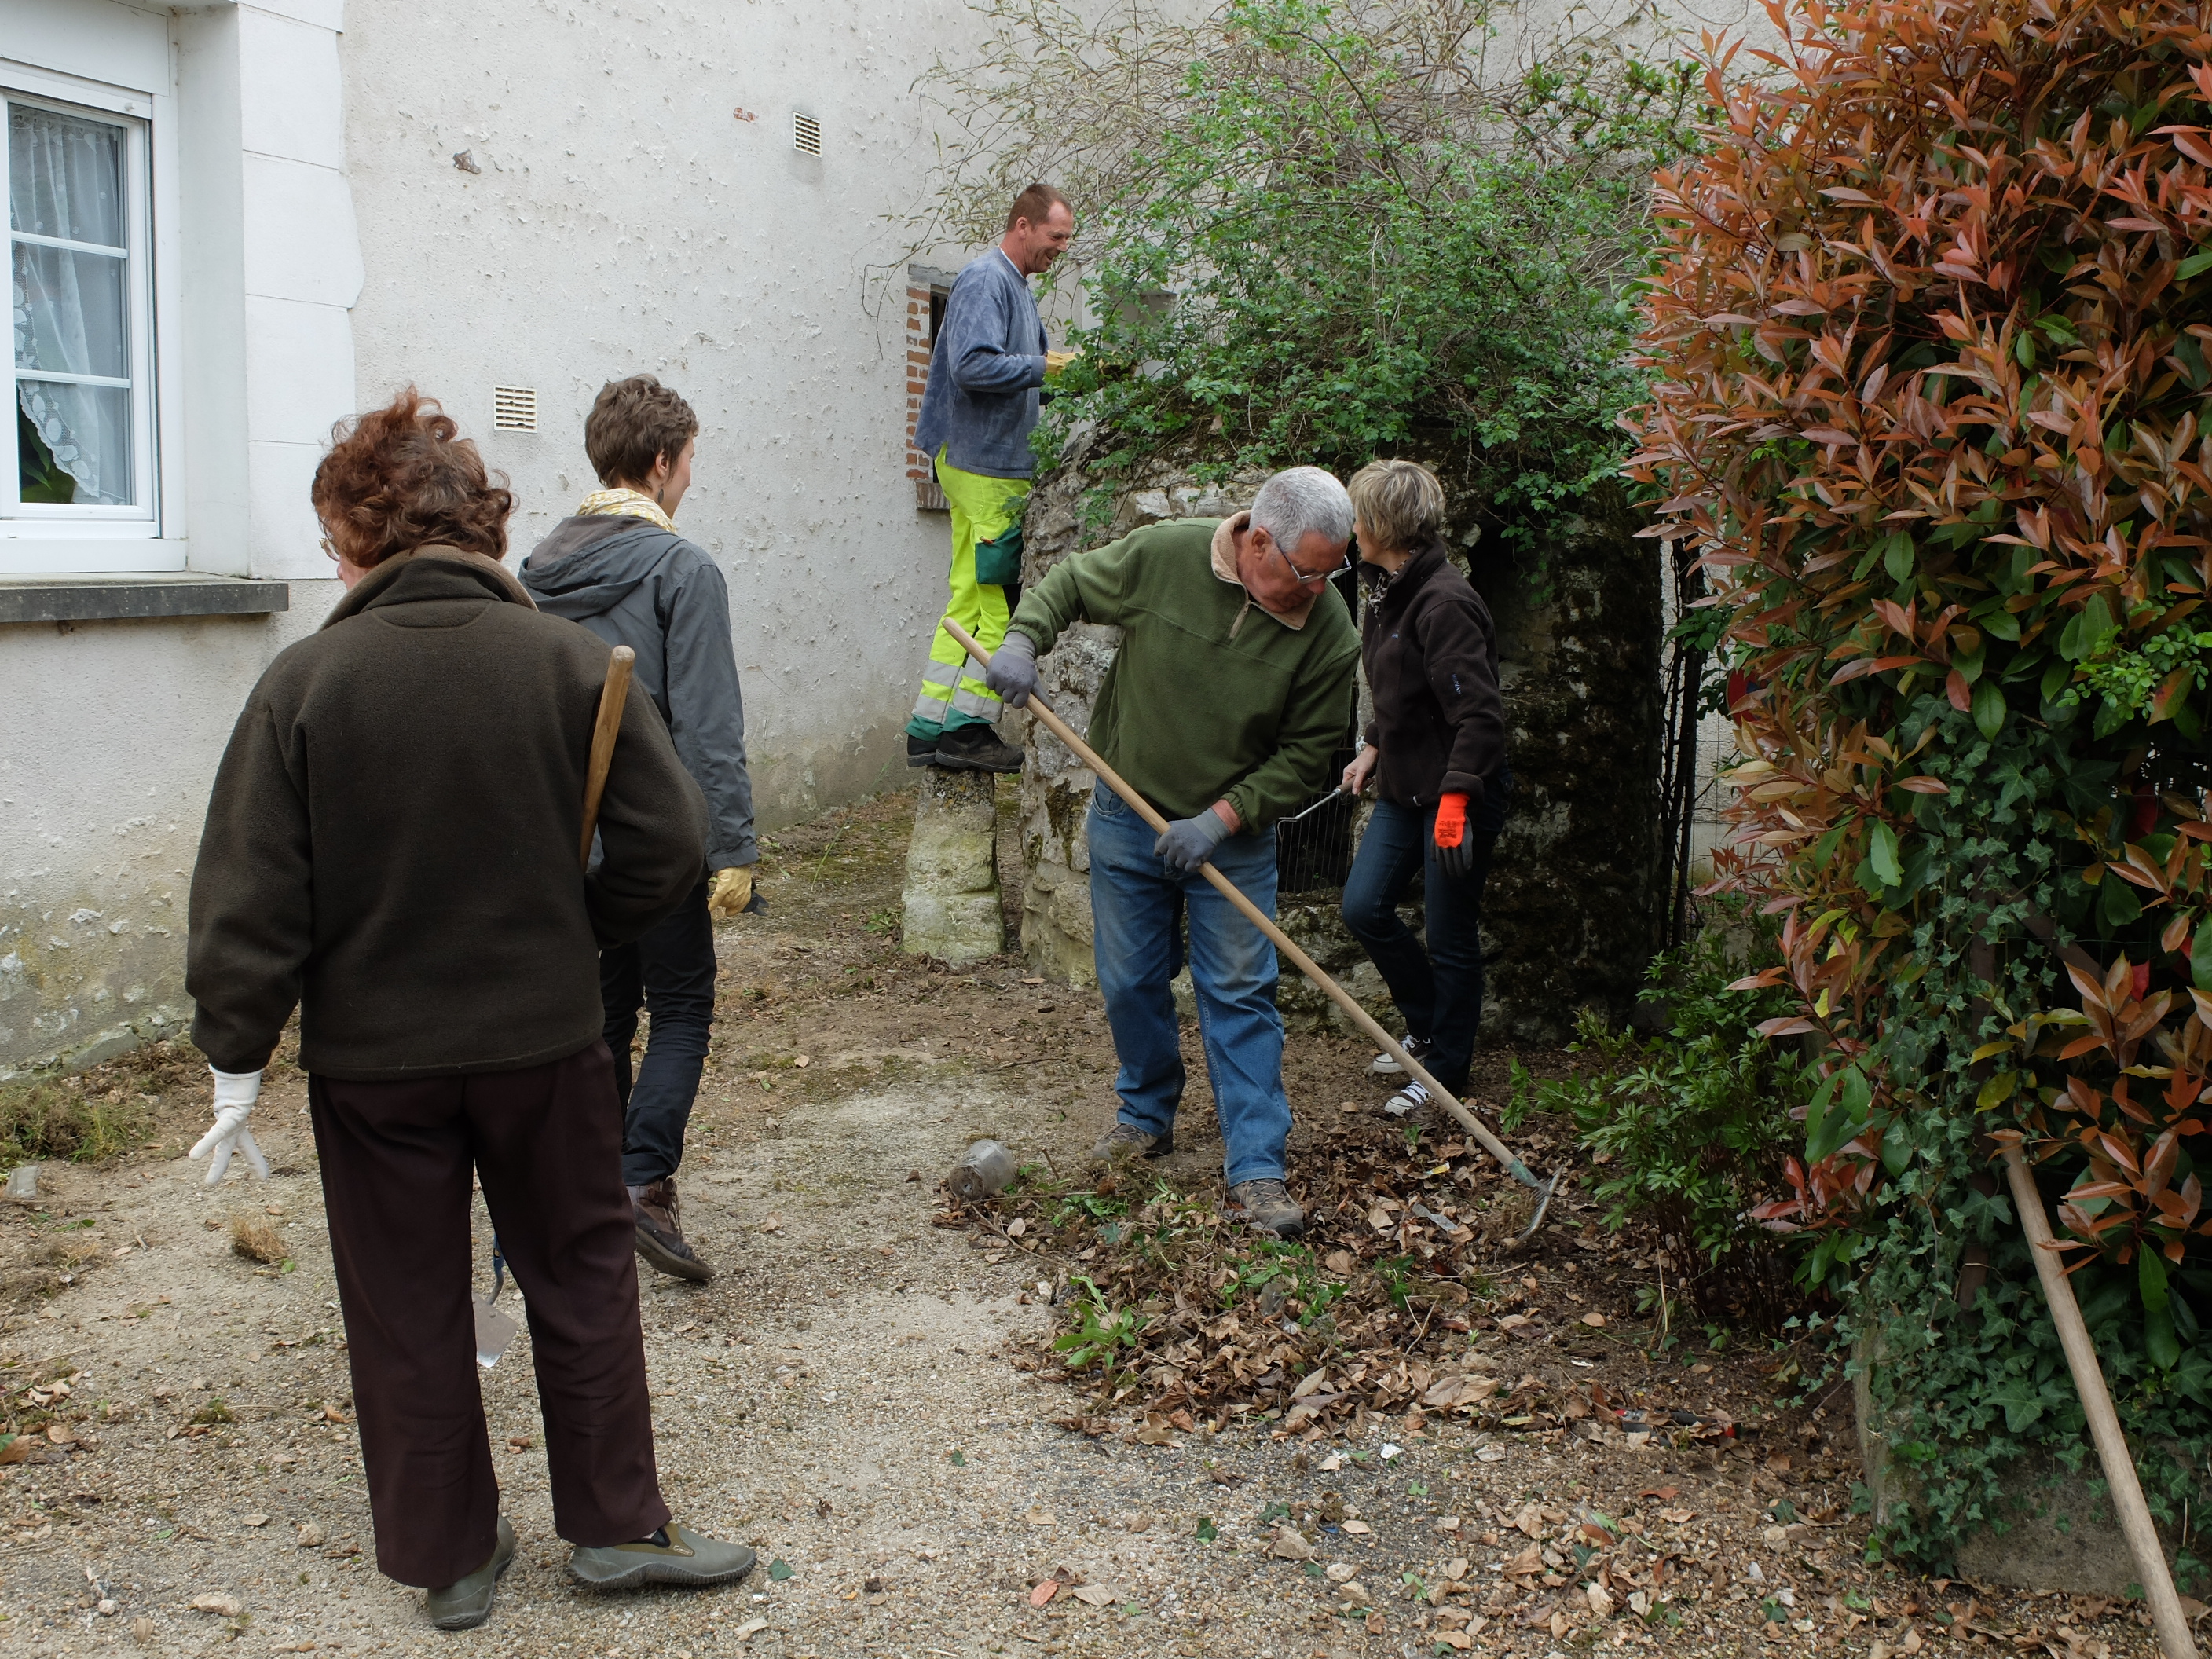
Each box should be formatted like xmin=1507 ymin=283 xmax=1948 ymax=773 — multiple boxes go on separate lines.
xmin=731 ymin=1617 xmax=770 ymax=1642
xmin=1325 ymin=1250 xmax=1355 ymax=1273
xmin=1030 ymin=1580 xmax=1060 ymax=1607
xmin=1514 ymin=1503 xmax=1544 ymax=1538
xmin=1587 ymin=1582 xmax=1613 ymax=1617
xmin=1503 ymin=1547 xmax=1543 ymax=1577
xmin=767 ymin=1558 xmax=793 ymax=1581
xmin=1269 ymin=1527 xmax=1316 ymax=1560
xmin=1365 ymin=1611 xmax=1386 ymax=1635
xmin=1580 ymin=1311 xmax=1606 ymax=1328
xmin=507 ymin=1435 xmax=533 ymax=1451
xmin=1660 ymin=1507 xmax=1696 ymax=1524
xmin=1326 ymin=1562 xmax=1359 ymax=1582
xmin=1444 ymin=1556 xmax=1469 ymax=1580
xmin=190 ymin=1593 xmax=242 ymax=1617
xmin=0 ymin=1437 xmax=38 ymax=1465
xmin=1007 ymin=1219 xmax=1028 ymax=1239
xmin=793 ymin=1056 xmax=810 ymax=1068
xmin=242 ymin=1514 xmax=269 ymax=1528
xmin=1342 ymin=1520 xmax=1372 ymax=1536
xmin=1639 ymin=1485 xmax=1680 ymax=1501
xmin=295 ymin=1522 xmax=324 ymax=1548
xmin=1436 ymin=1515 xmax=1462 ymax=1533
xmin=1071 ymin=1584 xmax=1115 ymax=1606
xmin=44 ymin=1424 xmax=73 ymax=1445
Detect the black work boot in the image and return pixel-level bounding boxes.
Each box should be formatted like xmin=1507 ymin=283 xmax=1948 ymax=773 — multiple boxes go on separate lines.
xmin=906 ymin=733 xmax=939 ymax=769
xmin=629 ymin=1178 xmax=713 ymax=1283
xmin=934 ymin=723 xmax=1025 ymax=773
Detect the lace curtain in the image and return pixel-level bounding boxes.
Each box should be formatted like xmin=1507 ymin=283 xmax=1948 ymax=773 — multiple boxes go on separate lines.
xmin=10 ymin=104 xmax=132 ymax=506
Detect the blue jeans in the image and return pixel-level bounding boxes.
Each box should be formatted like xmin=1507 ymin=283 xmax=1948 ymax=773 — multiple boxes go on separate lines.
xmin=599 ymin=877 xmax=716 ymax=1187
xmin=1087 ymin=782 xmax=1293 ymax=1188
xmin=1339 ymin=774 xmax=1511 ymax=1095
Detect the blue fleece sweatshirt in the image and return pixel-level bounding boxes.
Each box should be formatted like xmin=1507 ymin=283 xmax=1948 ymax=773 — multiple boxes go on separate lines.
xmin=913 ymin=248 xmax=1048 ymax=480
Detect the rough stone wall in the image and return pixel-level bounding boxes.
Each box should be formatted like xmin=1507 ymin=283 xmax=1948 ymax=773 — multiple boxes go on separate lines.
xmin=1006 ymin=428 xmax=1663 ymax=1043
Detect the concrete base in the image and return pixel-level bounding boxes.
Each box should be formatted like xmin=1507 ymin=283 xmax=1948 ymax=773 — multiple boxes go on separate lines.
xmin=1855 ymin=1335 xmax=2207 ymax=1594
xmin=902 ymin=767 xmax=1006 ymax=965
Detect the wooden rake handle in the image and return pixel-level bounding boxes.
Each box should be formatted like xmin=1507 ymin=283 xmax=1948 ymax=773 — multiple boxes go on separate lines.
xmin=2004 ymin=1145 xmax=2199 ymax=1659
xmin=940 ymin=617 xmax=1552 ymax=1206
xmin=579 ymin=645 xmax=637 ymax=871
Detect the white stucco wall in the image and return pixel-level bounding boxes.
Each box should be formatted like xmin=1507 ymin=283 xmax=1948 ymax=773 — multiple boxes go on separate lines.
xmin=2 ymin=0 xmax=984 ymax=1072
xmin=337 ymin=0 xmax=980 ymax=823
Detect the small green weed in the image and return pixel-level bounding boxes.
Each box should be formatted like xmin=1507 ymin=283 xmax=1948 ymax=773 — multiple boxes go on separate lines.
xmin=1051 ymin=1278 xmax=1149 ymax=1372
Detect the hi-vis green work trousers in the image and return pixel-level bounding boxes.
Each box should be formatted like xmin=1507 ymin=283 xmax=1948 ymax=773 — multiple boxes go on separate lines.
xmin=908 ymin=449 xmax=1031 ymax=739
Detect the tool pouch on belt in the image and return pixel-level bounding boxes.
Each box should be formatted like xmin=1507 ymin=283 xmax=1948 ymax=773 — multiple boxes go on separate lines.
xmin=973 ymin=523 xmax=1024 ymax=589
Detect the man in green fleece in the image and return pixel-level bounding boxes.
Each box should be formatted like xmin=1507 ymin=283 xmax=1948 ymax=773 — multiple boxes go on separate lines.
xmin=984 ymin=467 xmax=1360 ymax=1237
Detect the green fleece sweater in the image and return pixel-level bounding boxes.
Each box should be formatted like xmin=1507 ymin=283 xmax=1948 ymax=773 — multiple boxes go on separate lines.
xmin=1007 ymin=518 xmax=1359 ymax=828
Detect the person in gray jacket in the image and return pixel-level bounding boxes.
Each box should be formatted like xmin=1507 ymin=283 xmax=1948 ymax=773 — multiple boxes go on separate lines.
xmin=904 ymin=181 xmax=1075 ymax=774
xmin=521 ymin=375 xmax=756 ymax=1283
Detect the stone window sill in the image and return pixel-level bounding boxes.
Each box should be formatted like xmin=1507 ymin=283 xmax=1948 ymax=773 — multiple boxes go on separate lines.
xmin=0 ymin=573 xmax=290 ymax=626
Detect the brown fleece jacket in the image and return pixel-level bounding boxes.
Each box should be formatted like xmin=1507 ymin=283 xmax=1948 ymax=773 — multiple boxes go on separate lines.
xmin=186 ymin=549 xmax=709 ymax=1080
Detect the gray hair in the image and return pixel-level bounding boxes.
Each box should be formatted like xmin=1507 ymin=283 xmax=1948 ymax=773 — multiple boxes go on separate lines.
xmin=1250 ymin=465 xmax=1353 ymax=556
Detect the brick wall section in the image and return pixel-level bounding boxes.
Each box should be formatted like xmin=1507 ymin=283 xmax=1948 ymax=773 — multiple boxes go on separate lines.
xmin=906 ymin=283 xmax=948 ymax=511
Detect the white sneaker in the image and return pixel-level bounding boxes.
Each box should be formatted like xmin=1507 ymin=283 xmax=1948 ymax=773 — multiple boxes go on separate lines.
xmin=1382 ymin=1079 xmax=1431 ymax=1118
xmin=1370 ymin=1036 xmax=1431 ymax=1079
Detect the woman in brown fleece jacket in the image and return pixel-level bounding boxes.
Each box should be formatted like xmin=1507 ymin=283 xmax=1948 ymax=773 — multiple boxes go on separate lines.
xmin=185 ymin=390 xmax=753 ymax=1631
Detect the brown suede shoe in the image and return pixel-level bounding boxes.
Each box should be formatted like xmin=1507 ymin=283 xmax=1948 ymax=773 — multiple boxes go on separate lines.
xmin=629 ymin=1178 xmax=714 ymax=1283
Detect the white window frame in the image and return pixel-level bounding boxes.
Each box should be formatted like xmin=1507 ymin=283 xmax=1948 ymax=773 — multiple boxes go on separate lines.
xmin=2 ymin=57 xmax=171 ymax=572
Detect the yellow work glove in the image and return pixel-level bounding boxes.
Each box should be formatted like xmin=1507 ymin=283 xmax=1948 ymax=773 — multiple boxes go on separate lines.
xmin=707 ymin=866 xmax=756 ymax=918
xmin=1044 ymin=348 xmax=1082 ymax=376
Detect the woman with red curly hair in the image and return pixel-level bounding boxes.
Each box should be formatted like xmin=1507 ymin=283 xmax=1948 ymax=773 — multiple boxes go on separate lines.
xmin=184 ymin=390 xmax=755 ymax=1629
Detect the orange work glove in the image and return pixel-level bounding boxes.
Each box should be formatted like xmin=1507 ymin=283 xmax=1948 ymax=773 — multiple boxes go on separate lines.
xmin=1433 ymin=791 xmax=1474 ymax=880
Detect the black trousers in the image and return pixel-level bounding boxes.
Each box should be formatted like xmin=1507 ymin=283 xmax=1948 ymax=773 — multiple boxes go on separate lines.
xmin=599 ymin=877 xmax=716 ymax=1187
xmin=309 ymin=1042 xmax=669 ymax=1588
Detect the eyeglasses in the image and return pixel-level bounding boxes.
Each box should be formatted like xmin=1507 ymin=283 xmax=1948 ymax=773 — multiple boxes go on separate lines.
xmin=1271 ymin=537 xmax=1353 ymax=588
xmin=320 ymin=534 xmax=339 ymax=563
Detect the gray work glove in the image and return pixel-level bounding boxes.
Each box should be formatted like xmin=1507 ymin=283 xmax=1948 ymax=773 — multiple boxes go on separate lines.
xmin=984 ymin=631 xmax=1039 ymax=709
xmin=1155 ymin=809 xmax=1232 ymax=873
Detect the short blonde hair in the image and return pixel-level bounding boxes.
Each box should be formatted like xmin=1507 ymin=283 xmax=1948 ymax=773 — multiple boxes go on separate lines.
xmin=1347 ymin=459 xmax=1445 ymax=552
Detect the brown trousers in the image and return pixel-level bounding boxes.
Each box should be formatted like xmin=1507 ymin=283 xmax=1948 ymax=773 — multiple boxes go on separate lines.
xmin=309 ymin=1041 xmax=670 ymax=1587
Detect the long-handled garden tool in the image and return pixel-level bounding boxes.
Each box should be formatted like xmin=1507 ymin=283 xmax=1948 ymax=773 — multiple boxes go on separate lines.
xmin=941 ymin=617 xmax=1560 ymax=1246
xmin=2002 ymin=1144 xmax=2198 ymax=1659
xmin=578 ymin=645 xmax=636 ymax=870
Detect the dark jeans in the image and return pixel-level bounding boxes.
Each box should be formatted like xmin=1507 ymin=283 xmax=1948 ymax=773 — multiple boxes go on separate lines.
xmin=309 ymin=1042 xmax=668 ymax=1587
xmin=599 ymin=877 xmax=716 ymax=1187
xmin=1339 ymin=773 xmax=1511 ymax=1094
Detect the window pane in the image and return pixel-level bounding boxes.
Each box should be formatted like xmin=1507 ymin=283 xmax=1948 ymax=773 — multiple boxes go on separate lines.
xmin=17 ymin=383 xmax=131 ymax=506
xmin=12 ymin=244 xmax=128 ymax=379
xmin=9 ymin=104 xmax=124 ymax=248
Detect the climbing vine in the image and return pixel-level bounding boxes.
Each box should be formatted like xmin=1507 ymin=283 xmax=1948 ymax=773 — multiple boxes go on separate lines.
xmin=1625 ymin=0 xmax=2212 ymax=1572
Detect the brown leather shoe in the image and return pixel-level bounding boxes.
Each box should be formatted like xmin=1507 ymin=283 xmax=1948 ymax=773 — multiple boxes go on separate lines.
xmin=628 ymin=1178 xmax=714 ymax=1283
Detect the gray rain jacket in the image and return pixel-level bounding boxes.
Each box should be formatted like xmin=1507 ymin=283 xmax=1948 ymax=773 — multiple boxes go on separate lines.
xmin=520 ymin=516 xmax=757 ymax=870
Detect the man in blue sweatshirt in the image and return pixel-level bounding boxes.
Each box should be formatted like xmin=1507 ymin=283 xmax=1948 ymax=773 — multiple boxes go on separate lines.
xmin=906 ymin=181 xmax=1075 ymax=773
xmin=521 ymin=375 xmax=757 ymax=1284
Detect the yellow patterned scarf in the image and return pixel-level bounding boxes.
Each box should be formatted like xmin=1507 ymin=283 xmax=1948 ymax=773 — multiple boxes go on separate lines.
xmin=575 ymin=487 xmax=676 ymax=533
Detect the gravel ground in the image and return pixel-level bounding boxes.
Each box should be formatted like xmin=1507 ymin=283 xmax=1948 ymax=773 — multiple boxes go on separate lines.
xmin=0 ymin=789 xmax=2169 ymax=1658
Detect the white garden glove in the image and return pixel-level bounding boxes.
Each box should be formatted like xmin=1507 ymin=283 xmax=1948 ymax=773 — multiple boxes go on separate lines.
xmin=191 ymin=1068 xmax=270 ymax=1185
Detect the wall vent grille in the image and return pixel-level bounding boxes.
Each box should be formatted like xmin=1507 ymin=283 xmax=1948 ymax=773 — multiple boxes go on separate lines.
xmin=793 ymin=112 xmax=822 ymax=156
xmin=492 ymin=386 xmax=538 ymax=431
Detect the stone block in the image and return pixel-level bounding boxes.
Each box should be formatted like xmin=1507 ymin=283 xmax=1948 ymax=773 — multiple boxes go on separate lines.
xmin=902 ymin=767 xmax=1005 ymax=965
xmin=1855 ymin=1331 xmax=2209 ymax=1595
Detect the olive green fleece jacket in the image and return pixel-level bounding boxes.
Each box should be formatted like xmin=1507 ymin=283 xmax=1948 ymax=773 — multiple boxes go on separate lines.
xmin=1006 ymin=517 xmax=1359 ymax=829
xmin=186 ymin=549 xmax=709 ymax=1081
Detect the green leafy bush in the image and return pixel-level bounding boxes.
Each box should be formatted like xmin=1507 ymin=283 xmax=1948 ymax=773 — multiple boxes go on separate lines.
xmin=914 ymin=0 xmax=1697 ymax=551
xmin=1509 ymin=917 xmax=1808 ymax=1331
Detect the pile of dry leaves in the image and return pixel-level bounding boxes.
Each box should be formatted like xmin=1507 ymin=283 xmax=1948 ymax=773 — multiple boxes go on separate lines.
xmin=944 ymin=1113 xmax=1734 ymax=1443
